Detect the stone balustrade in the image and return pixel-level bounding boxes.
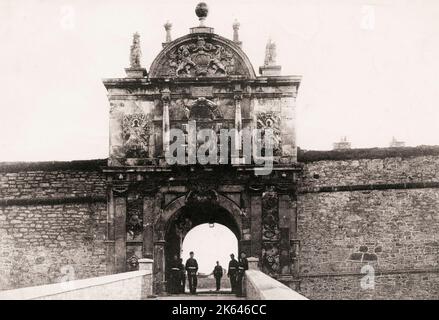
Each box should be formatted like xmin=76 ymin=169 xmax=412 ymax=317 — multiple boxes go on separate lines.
xmin=245 ymin=257 xmax=308 ymax=300
xmin=0 ymin=259 xmax=153 ymax=300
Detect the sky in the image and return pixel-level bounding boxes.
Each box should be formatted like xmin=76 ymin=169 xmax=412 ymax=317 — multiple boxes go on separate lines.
xmin=0 ymin=0 xmax=438 ymax=161
xmin=181 ymin=223 xmax=238 ymax=274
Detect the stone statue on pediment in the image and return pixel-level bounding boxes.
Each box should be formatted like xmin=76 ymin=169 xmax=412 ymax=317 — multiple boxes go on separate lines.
xmin=130 ymin=32 xmax=142 ymax=68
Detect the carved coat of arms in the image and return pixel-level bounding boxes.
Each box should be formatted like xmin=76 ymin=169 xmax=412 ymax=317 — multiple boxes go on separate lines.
xmin=167 ymin=37 xmax=234 ymax=77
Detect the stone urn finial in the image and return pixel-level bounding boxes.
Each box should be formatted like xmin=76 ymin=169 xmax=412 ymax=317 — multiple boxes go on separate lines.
xmin=164 ymin=21 xmax=172 ymax=43
xmin=195 ymin=2 xmax=209 ymax=26
xmin=233 ymin=19 xmax=241 ymax=44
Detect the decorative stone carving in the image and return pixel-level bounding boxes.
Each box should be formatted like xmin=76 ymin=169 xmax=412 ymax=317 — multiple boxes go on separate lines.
xmin=126 ymin=193 xmax=143 ymax=241
xmin=167 ymin=37 xmax=234 ymax=77
xmin=185 ymin=181 xmax=219 ymax=209
xmin=123 ymin=113 xmax=152 ymax=158
xmin=261 ymin=186 xmax=279 ymax=241
xmin=126 ymin=246 xmax=142 ymax=271
xmin=256 ymin=111 xmax=282 ymax=156
xmin=261 ymin=186 xmax=280 ymax=274
xmin=264 ymin=39 xmax=277 ymax=66
xmin=175 ymin=214 xmax=193 ymax=240
xmin=262 ymin=242 xmax=280 ymax=275
xmin=188 ymin=97 xmax=222 ymax=120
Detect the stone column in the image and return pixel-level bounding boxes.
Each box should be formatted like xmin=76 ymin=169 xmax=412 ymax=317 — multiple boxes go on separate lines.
xmin=250 ymin=195 xmax=262 ymax=259
xmin=153 ymin=240 xmax=166 ymax=294
xmin=290 ymin=198 xmax=300 ymax=277
xmin=143 ymin=195 xmax=155 ymax=259
xmin=162 ymin=89 xmax=171 ymax=155
xmin=233 ymin=91 xmax=243 ymax=164
xmin=279 ymin=194 xmax=292 ymax=274
xmin=113 ymin=186 xmax=128 ymax=273
xmin=280 ymin=88 xmax=297 ymax=162
xmin=105 ymin=185 xmax=116 ymax=275
xmin=108 ymin=102 xmax=125 ymax=165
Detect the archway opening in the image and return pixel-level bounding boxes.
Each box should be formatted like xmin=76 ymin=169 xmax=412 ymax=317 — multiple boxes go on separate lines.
xmin=182 ymin=222 xmax=238 ymax=270
xmin=163 ymin=203 xmax=241 ymax=292
xmin=181 ymin=223 xmax=238 ymax=291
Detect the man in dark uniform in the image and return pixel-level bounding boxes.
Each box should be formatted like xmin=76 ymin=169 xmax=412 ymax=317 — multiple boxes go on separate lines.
xmin=227 ymin=253 xmax=239 ymax=293
xmin=236 ymin=252 xmax=249 ymax=297
xmin=212 ymin=261 xmax=223 ymax=291
xmin=178 ymin=258 xmax=186 ymax=293
xmin=169 ymin=255 xmax=181 ymax=294
xmin=185 ymin=251 xmax=198 ymax=294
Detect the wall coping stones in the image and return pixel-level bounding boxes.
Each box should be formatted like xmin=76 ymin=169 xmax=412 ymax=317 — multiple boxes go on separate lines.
xmin=299 ymin=181 xmax=439 ymax=194
xmin=245 ymin=269 xmax=308 ymax=300
xmin=298 ymin=146 xmax=439 ymax=163
xmin=0 ymin=159 xmax=107 ymax=173
xmin=2 ymin=145 xmax=438 ymax=172
xmin=0 ymin=196 xmax=107 ymax=206
xmin=0 ymin=270 xmax=151 ymax=300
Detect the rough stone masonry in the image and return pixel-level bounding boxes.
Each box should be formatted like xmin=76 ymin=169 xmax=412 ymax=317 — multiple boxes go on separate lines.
xmin=1 ymin=147 xmax=439 ymax=299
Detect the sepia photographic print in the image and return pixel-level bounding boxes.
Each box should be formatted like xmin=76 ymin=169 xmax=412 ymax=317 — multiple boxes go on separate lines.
xmin=0 ymin=0 xmax=438 ymax=308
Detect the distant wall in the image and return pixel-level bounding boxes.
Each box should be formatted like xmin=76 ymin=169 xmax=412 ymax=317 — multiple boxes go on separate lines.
xmin=0 ymin=160 xmax=108 ymax=290
xmin=297 ymin=149 xmax=439 ymax=299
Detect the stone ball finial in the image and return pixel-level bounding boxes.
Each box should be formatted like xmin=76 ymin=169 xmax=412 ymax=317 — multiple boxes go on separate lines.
xmin=195 ymin=2 xmax=209 ymax=23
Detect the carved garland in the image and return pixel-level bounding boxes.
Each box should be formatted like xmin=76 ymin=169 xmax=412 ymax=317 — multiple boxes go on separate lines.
xmin=261 ymin=186 xmax=280 ymax=275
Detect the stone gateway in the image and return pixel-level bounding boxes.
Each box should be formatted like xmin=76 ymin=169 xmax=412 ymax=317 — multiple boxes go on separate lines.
xmin=0 ymin=3 xmax=439 ymax=300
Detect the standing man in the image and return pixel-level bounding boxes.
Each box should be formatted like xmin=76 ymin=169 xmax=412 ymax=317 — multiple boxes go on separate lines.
xmin=185 ymin=251 xmax=198 ymax=294
xmin=227 ymin=253 xmax=239 ymax=293
xmin=178 ymin=258 xmax=186 ymax=294
xmin=236 ymin=251 xmax=249 ymax=297
xmin=212 ymin=261 xmax=223 ymax=291
xmin=169 ymin=255 xmax=181 ymax=294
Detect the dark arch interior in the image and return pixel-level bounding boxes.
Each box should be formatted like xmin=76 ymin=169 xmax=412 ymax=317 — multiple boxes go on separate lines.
xmin=164 ymin=205 xmax=240 ymax=291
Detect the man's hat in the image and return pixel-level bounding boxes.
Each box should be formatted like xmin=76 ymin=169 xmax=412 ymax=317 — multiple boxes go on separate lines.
xmin=190 ymin=251 xmax=194 ymax=255
xmin=230 ymin=253 xmax=235 ymax=257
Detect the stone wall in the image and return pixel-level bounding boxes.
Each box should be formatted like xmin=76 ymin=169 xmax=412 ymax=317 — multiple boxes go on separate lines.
xmin=0 ymin=160 xmax=106 ymax=200
xmin=296 ymin=151 xmax=439 ymax=299
xmin=2 ymin=150 xmax=439 ymax=299
xmin=0 ymin=270 xmax=152 ymax=300
xmin=0 ymin=160 xmax=108 ymax=290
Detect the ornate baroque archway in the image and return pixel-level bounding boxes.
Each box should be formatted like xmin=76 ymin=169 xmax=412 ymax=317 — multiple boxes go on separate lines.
xmin=153 ymin=193 xmax=244 ymax=293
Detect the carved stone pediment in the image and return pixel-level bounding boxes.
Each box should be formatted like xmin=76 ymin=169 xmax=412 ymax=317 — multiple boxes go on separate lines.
xmin=168 ymin=37 xmax=234 ymax=77
xmin=149 ymin=34 xmax=256 ymax=79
